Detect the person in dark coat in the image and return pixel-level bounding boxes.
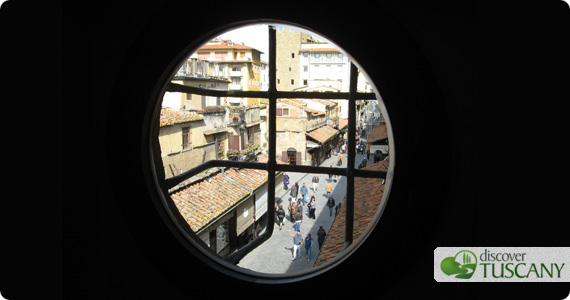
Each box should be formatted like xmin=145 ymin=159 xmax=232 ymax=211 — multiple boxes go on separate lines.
xmin=317 ymin=226 xmax=327 ymax=249
xmin=290 ymin=182 xmax=299 ymax=201
xmin=276 ymin=205 xmax=286 ymax=230
xmin=326 ymin=196 xmax=336 ymax=217
xmin=308 ymin=196 xmax=316 ymax=219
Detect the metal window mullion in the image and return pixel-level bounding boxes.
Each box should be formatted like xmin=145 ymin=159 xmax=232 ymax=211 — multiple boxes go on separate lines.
xmin=166 ymin=82 xmax=376 ymax=101
xmin=266 ymin=25 xmax=277 ymax=235
xmin=344 ymin=63 xmax=359 ymax=249
xmin=164 ymin=160 xmax=268 ymax=190
xmin=224 ymin=25 xmax=277 ymax=265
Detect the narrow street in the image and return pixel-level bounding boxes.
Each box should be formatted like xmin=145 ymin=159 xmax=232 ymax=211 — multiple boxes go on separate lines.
xmin=237 ymin=142 xmax=371 ymax=274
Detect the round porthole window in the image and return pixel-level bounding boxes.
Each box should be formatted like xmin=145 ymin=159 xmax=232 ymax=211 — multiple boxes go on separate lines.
xmin=148 ymin=21 xmax=395 ymax=283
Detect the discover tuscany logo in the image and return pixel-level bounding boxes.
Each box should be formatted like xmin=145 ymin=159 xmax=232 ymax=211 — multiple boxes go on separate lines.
xmin=434 ymin=247 xmax=570 ymax=282
xmin=440 ymin=250 xmax=478 ymax=279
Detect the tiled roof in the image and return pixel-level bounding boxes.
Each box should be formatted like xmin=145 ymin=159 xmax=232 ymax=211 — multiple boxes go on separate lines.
xmin=300 ymin=48 xmax=340 ymax=52
xmin=160 ymin=108 xmax=203 ymax=127
xmin=198 ymin=43 xmax=263 ymax=53
xmin=279 ymin=99 xmax=325 ymax=116
xmin=256 ymin=153 xmax=288 ymax=165
xmin=337 ymin=118 xmax=348 ymax=130
xmin=170 ymin=167 xmax=268 ymax=233
xmin=306 ymin=125 xmax=339 ymax=144
xmin=314 ymin=160 xmax=388 ymax=267
xmin=367 ymin=124 xmax=388 ymax=143
xmin=203 ymin=128 xmax=230 ymax=135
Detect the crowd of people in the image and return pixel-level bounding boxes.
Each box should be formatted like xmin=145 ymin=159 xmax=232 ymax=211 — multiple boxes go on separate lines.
xmin=275 ymin=172 xmax=342 ymax=261
xmin=272 ymin=126 xmax=373 ymax=262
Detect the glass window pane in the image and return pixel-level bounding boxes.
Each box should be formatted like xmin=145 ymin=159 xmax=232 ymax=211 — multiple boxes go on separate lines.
xmin=169 ymin=167 xmax=269 ymax=257
xmin=315 ymin=163 xmax=388 ymax=267
xmin=153 ymin=22 xmax=394 ymax=282
xmin=276 ymin=25 xmax=349 ymax=93
xmin=275 ymin=98 xmax=348 ymax=167
xmin=159 ymin=95 xmax=266 ymax=178
xmin=237 ymin=171 xmax=347 ymax=273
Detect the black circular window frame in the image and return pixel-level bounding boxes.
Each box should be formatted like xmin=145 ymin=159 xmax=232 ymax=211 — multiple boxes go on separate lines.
xmin=153 ymin=22 xmax=391 ymax=282
xmin=105 ymin=9 xmax=452 ymax=290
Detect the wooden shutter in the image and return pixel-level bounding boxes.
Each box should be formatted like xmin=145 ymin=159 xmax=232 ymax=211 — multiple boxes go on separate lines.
xmin=296 ymin=151 xmax=302 ymax=166
xmin=229 ymin=135 xmax=239 ymax=150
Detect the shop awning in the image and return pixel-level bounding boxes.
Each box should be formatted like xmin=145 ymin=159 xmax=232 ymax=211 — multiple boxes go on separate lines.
xmin=306 ymin=141 xmax=320 ymax=150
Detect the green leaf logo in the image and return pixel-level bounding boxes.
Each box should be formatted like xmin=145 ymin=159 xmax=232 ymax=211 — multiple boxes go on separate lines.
xmin=440 ymin=250 xmax=477 ymax=279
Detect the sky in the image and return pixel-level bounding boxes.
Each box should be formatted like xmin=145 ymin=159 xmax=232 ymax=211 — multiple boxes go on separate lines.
xmin=215 ymin=23 xmax=331 ymax=62
xmin=216 ymin=24 xmax=270 ymax=61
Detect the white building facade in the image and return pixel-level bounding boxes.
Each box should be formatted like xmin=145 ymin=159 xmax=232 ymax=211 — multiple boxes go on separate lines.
xmin=298 ymin=42 xmax=351 ymax=92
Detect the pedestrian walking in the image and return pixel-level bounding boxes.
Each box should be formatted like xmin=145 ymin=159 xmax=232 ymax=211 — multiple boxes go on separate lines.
xmin=304 ymin=234 xmax=313 ymax=261
xmin=251 ymin=217 xmax=260 ymax=240
xmin=290 ymin=182 xmax=299 ymax=202
xmin=276 ymin=205 xmax=286 ymax=230
xmin=358 ymin=158 xmax=367 ymax=169
xmin=328 ymin=164 xmax=333 ymax=182
xmin=283 ymin=173 xmax=290 ymax=190
xmin=274 ymin=203 xmax=278 ymax=221
xmin=337 ymin=153 xmax=343 ymax=166
xmin=288 ymin=230 xmax=303 ymax=260
xmin=308 ymin=197 xmax=316 ymax=219
xmin=317 ymin=226 xmax=327 ymax=249
xmin=289 ymin=201 xmax=296 ymax=222
xmin=311 ymin=174 xmax=319 ymax=192
xmin=300 ymin=183 xmax=308 ymax=204
xmin=327 ymin=196 xmax=336 ymax=217
xmin=295 ymin=211 xmax=302 ymax=231
xmin=325 ymin=181 xmax=333 ymax=199
xmin=295 ymin=202 xmax=303 ymax=231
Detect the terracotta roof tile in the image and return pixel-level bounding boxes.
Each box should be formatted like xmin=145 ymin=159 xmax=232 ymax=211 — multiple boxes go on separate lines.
xmin=314 ymin=161 xmax=388 ymax=267
xmin=198 ymin=43 xmax=261 ymax=51
xmin=306 ymin=125 xmax=339 ymax=144
xmin=160 ymin=108 xmax=203 ymax=127
xmin=169 ymin=167 xmax=269 ymax=233
xmin=367 ymin=124 xmax=387 ymax=143
xmin=337 ymin=118 xmax=348 ymax=130
xmin=300 ymin=48 xmax=340 ymax=52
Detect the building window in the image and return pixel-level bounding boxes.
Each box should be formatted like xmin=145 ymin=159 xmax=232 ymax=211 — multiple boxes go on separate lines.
xmin=155 ymin=23 xmax=393 ymax=283
xmin=182 ymin=127 xmax=191 ymax=150
xmin=215 ymin=51 xmax=227 ymax=60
